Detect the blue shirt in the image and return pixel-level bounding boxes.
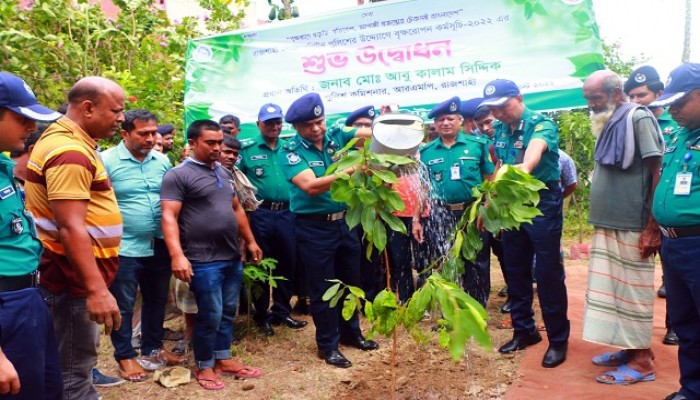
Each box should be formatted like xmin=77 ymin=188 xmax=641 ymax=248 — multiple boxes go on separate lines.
xmin=102 ymin=142 xmax=172 ymax=257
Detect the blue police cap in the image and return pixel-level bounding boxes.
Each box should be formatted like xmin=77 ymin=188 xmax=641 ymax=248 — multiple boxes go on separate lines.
xmin=624 ymin=65 xmax=662 ymax=94
xmin=480 ymin=79 xmax=521 ymax=107
xmin=428 ymin=96 xmax=461 ymax=119
xmin=651 ymin=63 xmax=700 ymax=107
xmin=0 ymin=72 xmax=62 ymax=122
xmin=285 ymin=93 xmax=324 ymax=124
xmin=258 ymin=103 xmax=284 ymax=122
xmin=157 ymin=124 xmax=174 ymax=135
xmin=460 ymin=97 xmax=484 ymax=119
xmin=345 ymin=105 xmax=376 ymax=126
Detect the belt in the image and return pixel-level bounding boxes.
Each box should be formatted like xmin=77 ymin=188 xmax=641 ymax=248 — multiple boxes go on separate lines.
xmin=659 ymin=225 xmax=700 ymax=239
xmin=296 ymin=211 xmax=346 ymax=221
xmin=447 ymin=201 xmax=472 ymax=212
xmin=0 ymin=272 xmax=38 ymax=293
xmin=258 ymin=200 xmax=289 ymax=211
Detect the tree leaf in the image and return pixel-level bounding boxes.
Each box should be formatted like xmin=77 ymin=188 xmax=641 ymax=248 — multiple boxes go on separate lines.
xmin=322 ymin=282 xmax=341 ymax=301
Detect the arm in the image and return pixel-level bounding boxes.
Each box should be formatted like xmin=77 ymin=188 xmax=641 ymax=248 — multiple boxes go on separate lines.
xmin=562 ymin=182 xmax=578 ymax=199
xmin=290 ymin=166 xmax=356 ymax=196
xmin=50 ymin=199 xmax=121 ymax=335
xmin=639 ymin=156 xmax=662 ymax=258
xmin=232 ymin=195 xmax=262 ymax=263
xmin=161 ymin=200 xmax=192 ymax=283
xmin=0 ymin=349 xmax=20 ymax=395
xmin=517 ymin=138 xmax=548 ymax=174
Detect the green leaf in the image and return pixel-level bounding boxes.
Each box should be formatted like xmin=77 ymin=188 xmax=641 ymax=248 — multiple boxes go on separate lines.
xmin=360 ymin=205 xmax=376 ymax=234
xmin=364 ymin=301 xmax=375 ymax=321
xmin=378 ymin=209 xmax=407 ymax=235
xmin=329 ymin=288 xmax=344 ymax=308
xmin=322 ymin=282 xmax=341 ymax=301
xmin=342 ymin=296 xmax=356 ymax=320
xmin=345 ymin=203 xmax=363 ymax=229
xmin=357 ymin=188 xmax=378 ymax=205
xmin=372 ymin=221 xmax=387 ymax=252
xmin=371 ymin=169 xmax=399 ymax=184
xmin=348 ymin=285 xmax=366 ymax=299
xmin=332 ymin=151 xmax=364 ymax=175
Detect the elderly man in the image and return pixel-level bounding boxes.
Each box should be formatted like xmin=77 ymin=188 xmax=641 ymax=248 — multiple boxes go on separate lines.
xmin=101 ymin=109 xmax=183 ymax=382
xmin=238 ymin=103 xmax=307 ymax=336
xmin=0 ymin=72 xmax=62 ymax=399
xmin=582 ymin=70 xmax=663 ymax=385
xmin=483 ymin=79 xmax=570 ymax=368
xmin=279 ymin=93 xmax=378 ymax=368
xmin=414 ymin=96 xmax=494 ymax=306
xmin=651 ymin=62 xmax=700 ymax=400
xmin=25 ymin=77 xmax=125 ymax=400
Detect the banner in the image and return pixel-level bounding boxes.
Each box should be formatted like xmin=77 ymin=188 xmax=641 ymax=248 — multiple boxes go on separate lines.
xmin=184 ymin=0 xmax=604 ymax=138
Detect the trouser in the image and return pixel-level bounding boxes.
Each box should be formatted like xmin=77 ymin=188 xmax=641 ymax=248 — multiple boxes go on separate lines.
xmin=387 ymin=217 xmax=423 ymax=303
xmin=189 ymin=260 xmax=243 ymax=370
xmin=661 ymin=236 xmax=700 ymax=400
xmin=248 ymin=208 xmax=297 ymax=323
xmin=40 ymin=287 xmax=100 ymax=400
xmin=358 ymin=225 xmax=385 ymax=302
xmin=0 ymin=288 xmax=62 ymax=400
xmin=110 ymin=239 xmax=171 ymax=360
xmin=295 ymin=217 xmax=362 ymax=352
xmin=501 ymin=186 xmax=570 ymax=345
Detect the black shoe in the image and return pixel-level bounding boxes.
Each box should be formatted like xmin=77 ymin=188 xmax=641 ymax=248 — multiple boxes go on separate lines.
xmin=500 ymin=299 xmax=512 ymax=314
xmin=258 ymin=322 xmax=274 ymax=337
xmin=292 ymin=297 xmax=310 ymax=315
xmin=663 ymin=328 xmax=679 ymax=345
xmin=498 ymin=330 xmax=542 ymax=354
xmin=665 ymin=392 xmax=688 ymax=400
xmin=340 ymin=335 xmax=379 ymax=351
xmin=658 ymin=284 xmax=667 ymax=298
xmin=542 ymin=342 xmax=567 ymax=368
xmin=498 ymin=286 xmax=508 ymax=297
xmin=318 ymin=349 xmax=352 ymax=368
xmin=273 ymin=316 xmax=308 ymax=329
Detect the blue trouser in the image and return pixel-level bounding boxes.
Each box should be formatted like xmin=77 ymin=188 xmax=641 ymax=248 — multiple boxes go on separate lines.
xmin=463 ymin=229 xmax=492 ymax=307
xmin=0 ymin=288 xmax=62 ymax=400
xmin=387 ymin=217 xmax=424 ymax=303
xmin=189 ymin=260 xmax=242 ymax=370
xmin=295 ymin=217 xmax=362 ymax=352
xmin=110 ymin=239 xmax=172 ymax=361
xmin=501 ymin=185 xmax=569 ymax=344
xmin=661 ymin=236 xmax=700 ymax=400
xmin=248 ymin=208 xmax=297 ymax=323
xmin=358 ymin=225 xmax=385 ymax=302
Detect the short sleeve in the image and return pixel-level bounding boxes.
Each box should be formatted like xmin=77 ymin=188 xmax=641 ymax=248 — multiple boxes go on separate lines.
xmin=279 ymin=149 xmax=309 ymax=181
xmin=531 ymin=120 xmax=559 ymax=153
xmin=480 ymin=141 xmax=495 ymax=175
xmin=160 ymin=169 xmax=185 ymax=202
xmin=44 ymin=150 xmax=95 ymax=201
xmin=634 ymin=109 xmax=664 ymax=159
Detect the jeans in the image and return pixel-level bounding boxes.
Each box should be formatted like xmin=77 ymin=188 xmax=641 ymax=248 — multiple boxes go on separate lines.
xmin=109 ymin=239 xmax=172 ymax=360
xmin=0 ymin=288 xmax=62 ymax=400
xmin=189 ymin=260 xmax=243 ymax=370
xmin=40 ymin=286 xmax=100 ymax=400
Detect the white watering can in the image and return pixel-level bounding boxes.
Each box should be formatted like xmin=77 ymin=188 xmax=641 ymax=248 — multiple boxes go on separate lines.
xmin=369 ymin=113 xmax=425 ymax=157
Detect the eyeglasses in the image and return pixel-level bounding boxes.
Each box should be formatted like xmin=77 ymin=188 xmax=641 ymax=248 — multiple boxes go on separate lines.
xmin=353 ymin=122 xmax=372 ymax=128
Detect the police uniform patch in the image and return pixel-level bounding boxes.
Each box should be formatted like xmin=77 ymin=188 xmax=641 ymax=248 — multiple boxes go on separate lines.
xmin=485 ymin=85 xmax=496 ymax=95
xmin=634 ymin=73 xmax=647 ymax=83
xmin=428 ymin=158 xmax=444 ymax=165
xmin=434 ymin=172 xmax=443 ymax=182
xmin=308 ymin=161 xmax=324 ymax=167
xmin=250 ymin=155 xmax=268 ymax=161
xmin=449 ymin=102 xmax=458 ymax=112
xmin=11 ymin=217 xmax=23 ymax=235
xmin=368 ymin=109 xmax=375 ymax=117
xmin=255 ymin=167 xmax=264 ymax=176
xmin=534 ymin=124 xmax=544 ymax=132
xmin=313 ymin=105 xmax=322 ymax=116
xmin=267 ymin=106 xmax=276 ymax=113
xmin=286 ymin=152 xmax=301 ymax=165
xmin=0 ymin=185 xmax=15 ymax=200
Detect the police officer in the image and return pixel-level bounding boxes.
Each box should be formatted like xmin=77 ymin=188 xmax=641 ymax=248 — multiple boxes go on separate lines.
xmin=459 ymin=97 xmax=484 ymax=136
xmin=414 ymin=96 xmax=494 ymax=306
xmin=624 ymin=65 xmax=680 ymax=346
xmin=279 ymin=93 xmax=378 ymax=368
xmin=238 ymin=103 xmax=307 ymax=336
xmin=483 ymin=79 xmax=569 ymax=368
xmin=651 ymin=62 xmax=700 ymax=400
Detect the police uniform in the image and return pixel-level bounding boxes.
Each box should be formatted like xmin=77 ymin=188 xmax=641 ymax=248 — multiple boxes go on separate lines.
xmin=651 ymin=61 xmax=700 ymax=400
xmin=492 ymin=106 xmax=570 ymax=346
xmin=238 ymin=104 xmax=300 ymax=327
xmin=279 ymin=93 xmax=375 ymax=364
xmin=658 ymin=108 xmax=679 ymax=145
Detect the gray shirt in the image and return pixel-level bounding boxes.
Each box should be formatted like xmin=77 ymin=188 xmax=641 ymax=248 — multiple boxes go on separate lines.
xmin=160 ymin=158 xmax=240 ymax=263
xmin=589 ymin=109 xmax=664 ymax=231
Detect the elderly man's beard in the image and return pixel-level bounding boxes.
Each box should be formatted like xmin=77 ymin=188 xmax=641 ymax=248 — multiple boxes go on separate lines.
xmin=590 ymin=101 xmax=616 ymax=138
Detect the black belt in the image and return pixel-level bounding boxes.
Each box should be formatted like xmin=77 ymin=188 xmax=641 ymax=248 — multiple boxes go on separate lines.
xmin=258 ymin=200 xmax=289 ymax=211
xmin=296 ymin=211 xmax=346 ymax=221
xmin=659 ymin=225 xmax=700 ymax=239
xmin=0 ymin=272 xmax=38 ymax=293
xmin=447 ymin=201 xmax=473 ymax=212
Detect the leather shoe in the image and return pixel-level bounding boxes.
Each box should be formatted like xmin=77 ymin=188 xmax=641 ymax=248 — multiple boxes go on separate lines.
xmin=542 ymin=342 xmax=567 ymax=368
xmin=658 ymin=283 xmax=667 ymax=298
xmin=318 ymin=350 xmax=352 ymax=368
xmin=273 ymin=316 xmax=308 ymax=329
xmin=258 ymin=322 xmax=274 ymax=337
xmin=340 ymin=335 xmax=379 ymax=351
xmin=498 ymin=330 xmax=542 ymax=354
xmin=665 ymin=392 xmax=688 ymax=400
xmin=500 ymin=299 xmax=512 ymax=314
xmin=498 ymin=286 xmax=508 ymax=297
xmin=663 ymin=328 xmax=679 ymax=345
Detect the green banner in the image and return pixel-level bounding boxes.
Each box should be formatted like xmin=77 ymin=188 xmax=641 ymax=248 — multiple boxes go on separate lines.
xmin=185 ymin=0 xmax=604 ymax=139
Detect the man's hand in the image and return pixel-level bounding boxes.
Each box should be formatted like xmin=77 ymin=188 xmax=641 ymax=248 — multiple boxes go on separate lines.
xmin=412 ymin=219 xmax=424 ymax=243
xmin=0 ymin=350 xmax=20 ymax=395
xmin=85 ymin=288 xmax=121 ymax=336
xmin=171 ymin=255 xmax=193 ymax=283
xmin=247 ymin=242 xmax=263 ymax=264
xmin=639 ymin=220 xmax=661 ymax=259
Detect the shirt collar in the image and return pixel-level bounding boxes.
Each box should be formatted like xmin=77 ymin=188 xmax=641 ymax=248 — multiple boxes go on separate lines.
xmin=116 ymin=140 xmax=154 ymax=162
xmin=55 ymin=116 xmax=98 ymax=149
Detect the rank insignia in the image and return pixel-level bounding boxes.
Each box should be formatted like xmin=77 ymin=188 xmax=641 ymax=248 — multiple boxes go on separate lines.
xmin=434 ymin=172 xmax=443 ymax=182
xmin=286 ymin=152 xmax=301 ymax=165
xmin=255 ymin=167 xmax=264 ymax=177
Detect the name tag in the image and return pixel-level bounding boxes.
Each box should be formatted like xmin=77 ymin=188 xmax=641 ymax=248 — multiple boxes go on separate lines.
xmin=0 ymin=185 xmax=15 ymax=200
xmin=674 ymin=172 xmax=692 ymax=195
xmin=427 ymin=158 xmax=444 ymax=165
xmin=250 ymin=155 xmax=268 ymax=161
xmin=308 ymin=161 xmax=324 ymax=167
xmin=494 ymin=142 xmax=506 ymax=149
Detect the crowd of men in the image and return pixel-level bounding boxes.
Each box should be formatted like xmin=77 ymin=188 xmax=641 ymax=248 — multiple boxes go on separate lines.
xmin=1 ymin=61 xmax=700 ymax=400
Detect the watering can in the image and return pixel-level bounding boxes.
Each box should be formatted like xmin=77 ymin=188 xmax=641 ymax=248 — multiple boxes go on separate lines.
xmin=369 ymin=113 xmax=425 ymax=157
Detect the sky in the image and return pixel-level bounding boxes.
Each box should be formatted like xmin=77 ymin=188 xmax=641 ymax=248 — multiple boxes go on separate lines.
xmin=256 ymin=0 xmax=697 ymax=80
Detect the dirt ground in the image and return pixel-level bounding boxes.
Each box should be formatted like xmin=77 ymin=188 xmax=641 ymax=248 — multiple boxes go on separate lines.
xmin=95 ymin=244 xmax=588 ymax=400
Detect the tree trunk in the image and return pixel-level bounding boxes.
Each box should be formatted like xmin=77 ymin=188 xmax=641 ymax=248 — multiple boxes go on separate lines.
xmin=682 ymin=0 xmax=691 ymax=62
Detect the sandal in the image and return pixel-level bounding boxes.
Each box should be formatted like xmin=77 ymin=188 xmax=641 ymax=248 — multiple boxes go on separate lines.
xmin=193 ymin=369 xmax=224 ymax=390
xmin=592 ymin=350 xmax=630 ymax=367
xmin=172 ymin=339 xmax=191 ymax=357
xmin=118 ymin=358 xmax=147 ymax=382
xmin=214 ymin=360 xmax=262 ymax=379
xmin=596 ymin=364 xmax=656 ymax=385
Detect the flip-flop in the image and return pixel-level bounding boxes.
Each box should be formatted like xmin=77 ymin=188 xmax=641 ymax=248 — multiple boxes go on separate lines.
xmin=592 ymin=350 xmax=630 ymax=367
xmin=193 ymin=369 xmax=225 ymax=390
xmin=118 ymin=358 xmax=147 ymax=382
xmin=215 ymin=363 xmax=262 ymax=379
xmin=595 ymin=364 xmax=656 ymax=385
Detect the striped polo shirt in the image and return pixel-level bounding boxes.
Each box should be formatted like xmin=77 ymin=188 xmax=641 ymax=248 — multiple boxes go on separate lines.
xmin=25 ymin=117 xmax=123 ymax=297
